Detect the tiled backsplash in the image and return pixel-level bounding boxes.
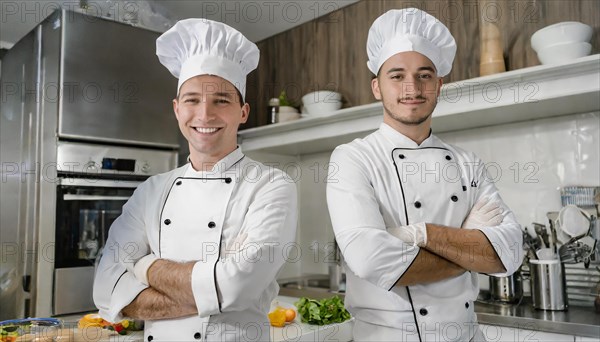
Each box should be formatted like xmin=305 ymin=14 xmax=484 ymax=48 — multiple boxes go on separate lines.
xmin=438 ymin=111 xmax=600 ymax=226
xmin=270 ymin=111 xmax=600 ymax=279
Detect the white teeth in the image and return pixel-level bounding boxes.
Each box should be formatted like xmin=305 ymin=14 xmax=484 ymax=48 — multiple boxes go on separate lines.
xmin=195 ymin=127 xmax=219 ymax=134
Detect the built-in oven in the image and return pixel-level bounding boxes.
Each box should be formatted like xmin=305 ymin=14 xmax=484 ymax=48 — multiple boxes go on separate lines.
xmin=52 ymin=142 xmax=177 ymax=315
xmin=53 ymin=179 xmax=139 ymax=314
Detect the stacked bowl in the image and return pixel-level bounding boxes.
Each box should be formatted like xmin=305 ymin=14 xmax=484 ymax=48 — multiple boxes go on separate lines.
xmin=302 ymin=91 xmax=342 ymax=116
xmin=531 ymin=22 xmax=593 ymax=65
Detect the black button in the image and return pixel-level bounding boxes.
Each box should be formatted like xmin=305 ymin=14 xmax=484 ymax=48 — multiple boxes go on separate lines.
xmin=451 ymin=195 xmax=458 ymax=202
xmin=208 ymin=221 xmax=216 ymax=228
xmin=446 ymin=155 xmax=452 ymax=160
xmin=414 ymin=201 xmax=422 ymax=208
xmin=164 ymin=219 xmax=171 ymax=225
xmin=176 ymin=180 xmax=182 ymax=186
xmin=194 ymin=332 xmax=201 ymax=340
xmin=399 ymin=154 xmax=405 ymax=159
xmin=419 ymin=308 xmax=428 ymax=316
xmin=465 ymin=302 xmax=470 ymax=309
xmin=225 ymin=178 xmax=232 ymax=184
xmin=148 ymin=336 xmax=153 ymax=342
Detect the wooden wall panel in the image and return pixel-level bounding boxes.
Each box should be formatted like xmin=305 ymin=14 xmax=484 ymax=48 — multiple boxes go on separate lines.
xmin=243 ymin=0 xmax=599 ymax=129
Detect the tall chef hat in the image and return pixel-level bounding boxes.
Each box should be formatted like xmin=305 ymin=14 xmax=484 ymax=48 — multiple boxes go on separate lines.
xmin=367 ymin=8 xmax=456 ymax=77
xmin=156 ymin=18 xmax=259 ymax=101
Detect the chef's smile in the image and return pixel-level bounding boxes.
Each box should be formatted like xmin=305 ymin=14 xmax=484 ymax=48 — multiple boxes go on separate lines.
xmin=399 ymin=97 xmax=427 ymax=106
xmin=193 ymin=126 xmax=222 ymax=135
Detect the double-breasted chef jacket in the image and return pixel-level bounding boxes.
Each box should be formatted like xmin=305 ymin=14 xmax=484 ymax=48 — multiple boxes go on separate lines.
xmin=327 ymin=123 xmax=523 ymax=342
xmin=93 ymin=148 xmax=298 ymax=341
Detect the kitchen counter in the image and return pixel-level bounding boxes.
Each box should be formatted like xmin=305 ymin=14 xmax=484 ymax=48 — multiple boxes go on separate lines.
xmin=54 ymin=295 xmax=353 ymax=342
xmin=53 ymin=295 xmax=600 ymax=340
xmin=280 ymin=278 xmax=599 ymax=339
xmin=475 ymin=297 xmax=600 ymax=338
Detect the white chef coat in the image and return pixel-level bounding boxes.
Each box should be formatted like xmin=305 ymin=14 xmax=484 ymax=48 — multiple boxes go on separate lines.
xmin=327 ymin=123 xmax=523 ymax=342
xmin=93 ymin=148 xmax=298 ymax=341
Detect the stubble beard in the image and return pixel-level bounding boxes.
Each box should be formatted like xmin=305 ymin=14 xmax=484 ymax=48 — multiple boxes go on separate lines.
xmin=382 ymin=95 xmax=436 ymax=126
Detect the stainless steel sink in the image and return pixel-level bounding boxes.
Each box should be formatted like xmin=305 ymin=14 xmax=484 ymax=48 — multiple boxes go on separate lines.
xmin=278 ymin=274 xmax=345 ymax=300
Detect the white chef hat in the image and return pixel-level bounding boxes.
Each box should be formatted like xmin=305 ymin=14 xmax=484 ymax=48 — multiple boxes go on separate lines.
xmin=156 ymin=18 xmax=259 ymax=101
xmin=367 ymin=8 xmax=456 ymax=77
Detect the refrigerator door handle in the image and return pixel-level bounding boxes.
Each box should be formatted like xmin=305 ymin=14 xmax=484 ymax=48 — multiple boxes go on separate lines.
xmin=22 ymin=275 xmax=31 ymax=292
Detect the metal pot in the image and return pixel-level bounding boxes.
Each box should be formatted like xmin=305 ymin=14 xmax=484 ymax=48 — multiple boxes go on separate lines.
xmin=489 ymin=272 xmax=523 ymax=303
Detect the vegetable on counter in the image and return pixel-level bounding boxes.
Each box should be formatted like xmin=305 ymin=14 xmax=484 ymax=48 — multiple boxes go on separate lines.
xmin=268 ymin=306 xmax=296 ymax=327
xmin=78 ymin=314 xmax=139 ymax=335
xmin=0 ymin=328 xmax=18 ymax=342
xmin=294 ymin=296 xmax=351 ymax=325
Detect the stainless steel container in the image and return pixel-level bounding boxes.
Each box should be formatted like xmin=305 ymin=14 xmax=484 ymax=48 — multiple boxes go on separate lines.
xmin=328 ymin=240 xmax=346 ymax=292
xmin=489 ymin=273 xmax=523 ymax=303
xmin=529 ymin=259 xmax=568 ymax=311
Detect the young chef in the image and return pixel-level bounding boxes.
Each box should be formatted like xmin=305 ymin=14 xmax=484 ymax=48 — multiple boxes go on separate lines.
xmin=326 ymin=8 xmax=523 ymax=342
xmin=93 ymin=19 xmax=297 ymax=341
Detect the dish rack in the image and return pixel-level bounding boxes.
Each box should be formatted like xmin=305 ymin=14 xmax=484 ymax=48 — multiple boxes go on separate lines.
xmin=561 ymin=186 xmax=600 ymax=207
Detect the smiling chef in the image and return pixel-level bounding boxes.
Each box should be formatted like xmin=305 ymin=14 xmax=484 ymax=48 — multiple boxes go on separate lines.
xmin=93 ymin=19 xmax=297 ymax=341
xmin=326 ymin=8 xmax=523 ymax=342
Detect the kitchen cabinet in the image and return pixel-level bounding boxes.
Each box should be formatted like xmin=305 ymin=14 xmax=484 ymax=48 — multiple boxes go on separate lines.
xmin=479 ymin=324 xmax=575 ymax=342
xmin=238 ymin=55 xmax=599 ymax=155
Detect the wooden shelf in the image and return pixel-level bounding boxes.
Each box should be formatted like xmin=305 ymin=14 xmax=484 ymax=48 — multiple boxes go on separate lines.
xmin=238 ymin=55 xmax=600 ymax=155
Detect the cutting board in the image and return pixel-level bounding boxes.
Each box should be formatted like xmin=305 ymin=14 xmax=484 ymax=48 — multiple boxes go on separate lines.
xmin=14 ymin=327 xmax=120 ymax=342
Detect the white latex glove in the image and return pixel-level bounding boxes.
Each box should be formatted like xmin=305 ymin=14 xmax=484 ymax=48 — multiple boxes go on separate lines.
xmin=133 ymin=254 xmax=159 ymax=286
xmin=388 ymin=222 xmax=427 ymax=247
xmin=462 ymin=197 xmax=504 ymax=229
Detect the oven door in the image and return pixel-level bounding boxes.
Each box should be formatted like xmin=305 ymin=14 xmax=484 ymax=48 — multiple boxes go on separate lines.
xmin=53 ymin=178 xmax=141 ymax=315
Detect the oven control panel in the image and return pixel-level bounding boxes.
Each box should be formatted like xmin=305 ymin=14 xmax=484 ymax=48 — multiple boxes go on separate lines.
xmin=57 ymin=142 xmax=178 ymax=177
xmin=101 ymin=157 xmax=136 ymax=172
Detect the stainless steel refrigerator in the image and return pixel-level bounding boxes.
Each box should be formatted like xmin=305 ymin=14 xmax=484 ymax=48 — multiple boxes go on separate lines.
xmin=0 ymin=9 xmax=179 ymax=319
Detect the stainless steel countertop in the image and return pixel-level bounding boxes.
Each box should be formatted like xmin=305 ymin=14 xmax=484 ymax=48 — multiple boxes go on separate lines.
xmin=475 ymin=297 xmax=600 ymax=338
xmin=279 ymin=278 xmax=599 ymax=339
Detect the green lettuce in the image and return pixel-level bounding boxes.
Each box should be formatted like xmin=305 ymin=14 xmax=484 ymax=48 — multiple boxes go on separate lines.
xmin=294 ymin=296 xmax=351 ymax=325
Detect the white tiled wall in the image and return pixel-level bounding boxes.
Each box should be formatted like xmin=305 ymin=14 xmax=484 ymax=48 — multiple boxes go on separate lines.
xmin=438 ymin=111 xmax=600 ymax=226
xmin=250 ymin=111 xmax=600 ymax=278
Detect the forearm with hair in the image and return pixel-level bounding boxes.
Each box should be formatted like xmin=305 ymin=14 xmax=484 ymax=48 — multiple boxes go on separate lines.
xmin=147 ymin=259 xmax=196 ymax=304
xmin=122 ymin=287 xmax=197 ymax=320
xmin=424 ymin=224 xmax=506 ymax=274
xmin=121 ymin=259 xmax=198 ymax=320
xmin=396 ymin=249 xmax=466 ymax=286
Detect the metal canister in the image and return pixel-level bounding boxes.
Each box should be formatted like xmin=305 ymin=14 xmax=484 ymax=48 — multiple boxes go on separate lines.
xmin=489 ymin=273 xmax=523 ymax=303
xmin=529 ymin=259 xmax=568 ymax=311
